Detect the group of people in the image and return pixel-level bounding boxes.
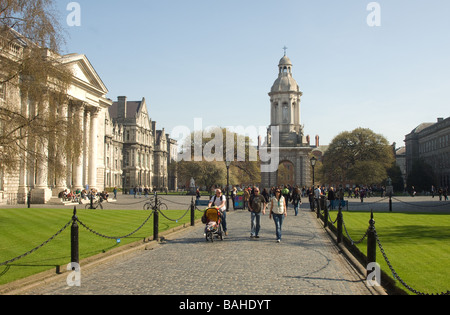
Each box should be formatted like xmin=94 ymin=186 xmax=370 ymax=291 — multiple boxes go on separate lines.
xmin=207 ymin=186 xmax=293 ymax=243
xmin=59 ymin=188 xmax=110 ymax=203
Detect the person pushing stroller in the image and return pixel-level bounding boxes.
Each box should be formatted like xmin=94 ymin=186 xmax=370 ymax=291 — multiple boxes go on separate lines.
xmin=208 ymin=189 xmax=228 ymax=236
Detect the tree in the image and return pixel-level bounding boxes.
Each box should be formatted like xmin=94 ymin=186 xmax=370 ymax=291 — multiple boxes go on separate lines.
xmin=176 ymin=127 xmax=261 ymax=189
xmin=1 ymin=0 xmax=76 ymax=179
xmin=321 ymin=128 xmax=395 ymax=185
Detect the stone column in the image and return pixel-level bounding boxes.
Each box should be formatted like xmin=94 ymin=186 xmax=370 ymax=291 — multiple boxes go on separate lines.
xmin=55 ymin=102 xmax=70 ymax=192
xmin=83 ymin=110 xmax=91 ymax=189
xmin=88 ymin=107 xmax=100 ymax=190
xmin=72 ymin=103 xmax=85 ymax=190
xmin=31 ymin=100 xmax=52 ymax=203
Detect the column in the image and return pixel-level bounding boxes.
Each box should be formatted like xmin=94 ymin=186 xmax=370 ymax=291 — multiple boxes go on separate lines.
xmin=31 ymin=99 xmax=53 ymax=203
xmin=55 ymin=102 xmax=69 ymax=192
xmin=88 ymin=107 xmax=100 ymax=190
xmin=83 ymin=110 xmax=90 ymax=188
xmin=72 ymin=103 xmax=85 ymax=190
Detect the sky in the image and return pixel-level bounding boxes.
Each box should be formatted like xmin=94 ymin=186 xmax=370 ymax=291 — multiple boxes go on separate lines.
xmin=56 ymin=0 xmax=450 ymax=148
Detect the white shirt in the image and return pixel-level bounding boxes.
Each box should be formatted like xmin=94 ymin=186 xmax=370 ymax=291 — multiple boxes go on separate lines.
xmin=209 ymin=194 xmax=226 ymax=211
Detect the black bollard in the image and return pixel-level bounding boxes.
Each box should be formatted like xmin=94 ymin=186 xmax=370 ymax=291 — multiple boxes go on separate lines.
xmin=190 ymin=197 xmax=195 ymax=227
xmin=323 ymin=203 xmax=329 ymax=228
xmin=71 ymin=207 xmax=79 ymax=264
xmin=153 ymin=192 xmax=159 ymax=241
xmin=367 ymin=210 xmax=376 ymax=271
xmin=337 ymin=207 xmax=343 ymax=244
xmin=389 ymin=193 xmax=393 ymax=212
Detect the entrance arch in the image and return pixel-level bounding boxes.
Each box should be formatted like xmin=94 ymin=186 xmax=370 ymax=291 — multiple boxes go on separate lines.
xmin=277 ymin=160 xmax=295 ymax=186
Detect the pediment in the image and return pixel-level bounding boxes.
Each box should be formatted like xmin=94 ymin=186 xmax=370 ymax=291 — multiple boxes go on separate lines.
xmin=59 ymin=53 xmax=109 ymax=95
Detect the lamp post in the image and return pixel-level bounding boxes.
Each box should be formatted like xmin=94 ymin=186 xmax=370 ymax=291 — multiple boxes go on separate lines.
xmin=310 ymin=156 xmax=317 ymax=187
xmin=226 ymin=161 xmax=231 ymax=211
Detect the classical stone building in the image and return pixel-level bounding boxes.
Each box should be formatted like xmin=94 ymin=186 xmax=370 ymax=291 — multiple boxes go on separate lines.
xmin=107 ymin=97 xmax=177 ymax=192
xmin=0 ymin=48 xmax=112 ymax=204
xmin=405 ymin=117 xmax=450 ymax=188
xmin=0 ymin=32 xmax=177 ymax=205
xmin=260 ymin=54 xmax=313 ymax=188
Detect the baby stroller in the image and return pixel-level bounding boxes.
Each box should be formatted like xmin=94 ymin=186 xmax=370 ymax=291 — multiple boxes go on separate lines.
xmin=202 ymin=207 xmax=223 ymax=242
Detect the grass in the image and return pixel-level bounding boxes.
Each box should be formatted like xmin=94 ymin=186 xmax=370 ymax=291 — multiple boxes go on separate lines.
xmin=0 ymin=208 xmax=202 ymax=286
xmin=329 ymin=210 xmax=450 ymax=295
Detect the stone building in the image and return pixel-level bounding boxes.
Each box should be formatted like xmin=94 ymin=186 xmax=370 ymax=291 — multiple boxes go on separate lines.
xmin=0 ymin=45 xmax=112 ymax=204
xmin=260 ymin=54 xmax=313 ymax=188
xmin=107 ymin=97 xmax=177 ymax=192
xmin=405 ymin=117 xmax=450 ymax=188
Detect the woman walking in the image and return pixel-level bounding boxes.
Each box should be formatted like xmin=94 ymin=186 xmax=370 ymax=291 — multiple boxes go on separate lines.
xmin=269 ymin=189 xmax=287 ymax=243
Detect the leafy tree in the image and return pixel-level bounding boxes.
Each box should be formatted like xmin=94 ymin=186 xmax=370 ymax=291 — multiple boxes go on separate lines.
xmin=176 ymin=127 xmax=261 ymax=189
xmin=321 ymin=128 xmax=394 ymax=185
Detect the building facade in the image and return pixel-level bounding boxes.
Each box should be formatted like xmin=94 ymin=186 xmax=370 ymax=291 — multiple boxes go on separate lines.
xmin=0 ymin=34 xmax=176 ymax=204
xmin=405 ymin=117 xmax=450 ymax=189
xmin=260 ymin=54 xmax=313 ymax=188
xmin=0 ymin=49 xmax=112 ymax=204
xmin=107 ymin=97 xmax=177 ymax=193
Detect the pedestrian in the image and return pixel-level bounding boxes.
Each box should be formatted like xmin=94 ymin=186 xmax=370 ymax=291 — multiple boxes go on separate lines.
xmin=243 ymin=188 xmax=250 ymax=210
xmin=444 ymin=187 xmax=448 ymax=201
xmin=291 ymin=187 xmax=301 ymax=216
xmin=282 ymin=185 xmax=290 ymax=209
xmin=113 ymin=187 xmax=117 ymax=200
xmin=314 ymin=185 xmax=321 ymax=211
xmin=269 ymin=189 xmax=287 ymax=243
xmin=328 ymin=187 xmax=336 ymax=210
xmin=307 ymin=187 xmax=315 ymax=211
xmin=248 ymin=187 xmax=267 ymax=238
xmin=196 ymin=188 xmax=201 ymax=201
xmin=208 ymin=189 xmax=228 ymax=236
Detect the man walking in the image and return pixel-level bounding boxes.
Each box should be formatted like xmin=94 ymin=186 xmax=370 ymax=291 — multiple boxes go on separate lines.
xmin=248 ymin=188 xmax=267 ymax=238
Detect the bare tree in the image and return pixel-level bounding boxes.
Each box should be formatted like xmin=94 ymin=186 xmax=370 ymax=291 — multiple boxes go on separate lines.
xmin=0 ymin=0 xmax=78 ymax=181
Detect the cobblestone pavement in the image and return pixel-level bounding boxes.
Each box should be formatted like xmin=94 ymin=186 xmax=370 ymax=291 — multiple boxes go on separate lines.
xmin=24 ymin=203 xmax=376 ymax=295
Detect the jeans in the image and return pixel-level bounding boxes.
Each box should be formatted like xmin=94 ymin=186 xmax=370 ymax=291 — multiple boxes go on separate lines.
xmin=272 ymin=213 xmax=284 ymax=240
xmin=221 ymin=210 xmax=227 ymax=232
xmin=251 ymin=212 xmax=261 ymax=236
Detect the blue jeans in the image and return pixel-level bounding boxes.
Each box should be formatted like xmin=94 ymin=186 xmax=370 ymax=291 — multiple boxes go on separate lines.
xmin=221 ymin=210 xmax=227 ymax=232
xmin=251 ymin=212 xmax=261 ymax=236
xmin=272 ymin=213 xmax=284 ymax=240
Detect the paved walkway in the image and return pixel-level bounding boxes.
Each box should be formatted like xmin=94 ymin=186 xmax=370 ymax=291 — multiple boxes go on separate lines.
xmin=23 ymin=204 xmax=376 ymax=295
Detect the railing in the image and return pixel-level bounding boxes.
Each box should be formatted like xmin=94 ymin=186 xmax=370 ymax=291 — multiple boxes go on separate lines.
xmin=315 ymin=196 xmax=450 ymax=295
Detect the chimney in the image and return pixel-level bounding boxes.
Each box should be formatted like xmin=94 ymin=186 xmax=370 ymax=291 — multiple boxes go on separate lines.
xmin=306 ymin=135 xmax=310 ymax=145
xmin=117 ymin=96 xmax=127 ymax=119
xmin=437 ymin=117 xmax=444 ymax=123
xmin=315 ymin=135 xmax=320 ymax=148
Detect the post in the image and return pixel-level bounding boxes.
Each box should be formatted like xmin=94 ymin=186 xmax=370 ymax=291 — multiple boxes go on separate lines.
xmin=389 ymin=193 xmax=393 ymax=212
xmin=153 ymin=192 xmax=159 ymax=241
xmin=190 ymin=197 xmax=195 ymax=226
xmin=71 ymin=207 xmax=79 ymax=264
xmin=27 ymin=190 xmax=31 ymax=209
xmin=323 ymin=198 xmax=329 ymax=228
xmin=337 ymin=207 xmax=343 ymax=244
xmin=367 ymin=210 xmax=377 ymax=271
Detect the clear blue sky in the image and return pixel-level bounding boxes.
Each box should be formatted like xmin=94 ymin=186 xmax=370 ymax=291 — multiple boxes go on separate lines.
xmin=56 ymin=0 xmax=450 ymax=148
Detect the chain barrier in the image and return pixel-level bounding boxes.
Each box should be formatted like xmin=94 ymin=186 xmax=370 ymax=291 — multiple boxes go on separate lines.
xmin=391 ymin=197 xmax=450 ymax=208
xmin=374 ymin=229 xmax=450 ymax=296
xmin=0 ymin=219 xmax=73 ymax=267
xmin=76 ymin=211 xmax=154 ymax=240
xmin=157 ymin=206 xmax=191 ymax=222
xmin=324 ymin=207 xmax=449 ymax=295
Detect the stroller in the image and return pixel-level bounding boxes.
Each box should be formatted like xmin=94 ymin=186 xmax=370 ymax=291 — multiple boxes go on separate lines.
xmin=202 ymin=207 xmax=223 ymax=242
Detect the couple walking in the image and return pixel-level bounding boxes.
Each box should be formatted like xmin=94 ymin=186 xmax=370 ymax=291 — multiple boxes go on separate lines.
xmin=249 ymin=188 xmax=288 ymax=243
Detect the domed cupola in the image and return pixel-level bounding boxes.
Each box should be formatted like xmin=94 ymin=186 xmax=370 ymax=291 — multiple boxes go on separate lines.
xmin=270 ymin=54 xmax=300 ymax=93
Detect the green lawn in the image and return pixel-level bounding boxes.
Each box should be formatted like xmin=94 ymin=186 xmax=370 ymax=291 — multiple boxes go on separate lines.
xmin=330 ymin=210 xmax=450 ymax=295
xmin=0 ymin=208 xmax=202 ymax=285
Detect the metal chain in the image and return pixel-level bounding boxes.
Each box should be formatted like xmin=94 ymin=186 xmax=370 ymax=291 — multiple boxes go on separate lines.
xmin=76 ymin=211 xmax=153 ymax=240
xmin=0 ymin=219 xmax=73 ymax=266
xmin=157 ymin=206 xmax=191 ymax=222
xmin=342 ymin=219 xmax=368 ymax=245
xmin=374 ymin=230 xmax=450 ymax=296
